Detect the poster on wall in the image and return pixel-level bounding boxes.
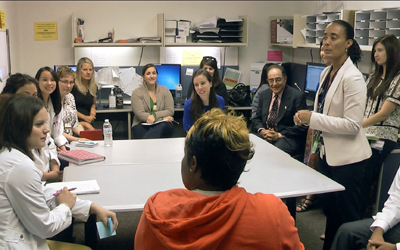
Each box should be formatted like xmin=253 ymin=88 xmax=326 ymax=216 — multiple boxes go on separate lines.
xmin=0 ymin=10 xmax=5 ymax=29
xmin=182 ymin=49 xmax=203 ymax=66
xmin=164 ymin=47 xmax=221 ymax=68
xmin=34 ymin=22 xmax=58 ymax=40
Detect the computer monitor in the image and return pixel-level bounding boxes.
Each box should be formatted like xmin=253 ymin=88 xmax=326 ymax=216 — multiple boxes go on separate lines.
xmin=54 ymin=65 xmax=77 ymax=72
xmin=304 ymin=62 xmax=326 ymax=98
xmin=154 ymin=64 xmax=181 ymax=90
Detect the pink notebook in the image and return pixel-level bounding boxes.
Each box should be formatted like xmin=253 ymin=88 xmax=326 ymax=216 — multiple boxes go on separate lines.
xmin=58 ymin=150 xmax=105 ymax=165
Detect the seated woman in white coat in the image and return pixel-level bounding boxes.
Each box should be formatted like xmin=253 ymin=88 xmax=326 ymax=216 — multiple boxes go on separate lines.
xmin=1 ymin=73 xmax=62 ymax=182
xmin=0 ymin=94 xmax=118 ymax=250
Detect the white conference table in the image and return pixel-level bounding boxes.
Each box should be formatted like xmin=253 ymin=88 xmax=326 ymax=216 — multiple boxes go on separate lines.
xmin=64 ymin=134 xmax=344 ymax=214
xmin=69 ymin=137 xmax=185 ymax=166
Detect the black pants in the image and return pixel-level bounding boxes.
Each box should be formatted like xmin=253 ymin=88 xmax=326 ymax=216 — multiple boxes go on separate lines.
xmin=132 ymin=122 xmax=174 ymax=139
xmin=318 ymin=156 xmax=368 ymax=250
xmin=331 ymin=218 xmax=400 ymax=250
xmin=360 ymin=139 xmax=397 ymax=216
xmin=273 ymin=136 xmax=305 ymax=157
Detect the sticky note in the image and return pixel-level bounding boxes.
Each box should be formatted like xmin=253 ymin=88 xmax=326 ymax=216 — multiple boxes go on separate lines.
xmin=96 ymin=218 xmax=116 ymax=239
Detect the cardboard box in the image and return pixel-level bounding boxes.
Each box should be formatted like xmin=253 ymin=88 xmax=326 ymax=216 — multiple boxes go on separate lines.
xmin=165 ymin=36 xmax=176 ymax=43
xmin=165 ymin=20 xmax=177 ymax=29
xmin=175 ymin=35 xmax=187 ymax=43
xmin=165 ymin=28 xmax=178 ymax=36
xmin=271 ymin=19 xmax=293 ymax=44
xmin=178 ymin=20 xmax=191 ymax=37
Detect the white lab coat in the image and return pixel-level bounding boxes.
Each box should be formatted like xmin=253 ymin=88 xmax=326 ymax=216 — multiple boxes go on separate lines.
xmin=0 ymin=148 xmax=92 ymax=250
xmin=47 ymin=101 xmax=68 ymax=147
xmin=32 ymin=134 xmax=60 ymax=172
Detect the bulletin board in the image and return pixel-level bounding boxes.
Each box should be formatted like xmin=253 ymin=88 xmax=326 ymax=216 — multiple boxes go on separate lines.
xmin=0 ymin=29 xmax=10 ymax=82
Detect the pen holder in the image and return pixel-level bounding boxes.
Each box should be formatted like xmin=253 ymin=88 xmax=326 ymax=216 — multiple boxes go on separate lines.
xmin=77 ymin=25 xmax=85 ymax=40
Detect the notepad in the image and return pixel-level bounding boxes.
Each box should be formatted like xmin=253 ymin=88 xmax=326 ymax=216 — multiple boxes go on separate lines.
xmin=58 ymin=150 xmax=105 ymax=165
xmin=97 ymin=218 xmax=116 ymax=239
xmin=45 ymin=180 xmax=100 ymax=195
xmin=142 ymin=120 xmax=167 ymax=126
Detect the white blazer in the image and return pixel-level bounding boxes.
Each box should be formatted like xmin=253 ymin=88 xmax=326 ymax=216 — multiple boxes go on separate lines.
xmin=310 ymin=57 xmax=372 ymax=166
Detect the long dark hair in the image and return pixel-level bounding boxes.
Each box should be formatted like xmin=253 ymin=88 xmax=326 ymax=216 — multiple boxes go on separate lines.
xmin=0 ymin=94 xmax=45 ymax=160
xmin=190 ymin=69 xmax=218 ymax=123
xmin=35 ymin=66 xmax=62 ymax=115
xmin=367 ymin=34 xmax=400 ymax=100
xmin=331 ymin=20 xmax=362 ymax=65
xmin=1 ymin=73 xmax=38 ymax=95
xmin=200 ymin=56 xmax=222 ymax=87
xmin=257 ymin=63 xmax=276 ymax=91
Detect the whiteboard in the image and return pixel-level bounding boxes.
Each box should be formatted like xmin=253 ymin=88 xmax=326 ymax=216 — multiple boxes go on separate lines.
xmin=0 ymin=29 xmax=10 ymax=83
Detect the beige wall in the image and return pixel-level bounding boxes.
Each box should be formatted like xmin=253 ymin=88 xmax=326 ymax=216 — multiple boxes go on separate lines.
xmin=1 ymin=1 xmax=399 ymax=83
xmin=0 ymin=1 xmax=316 ymax=83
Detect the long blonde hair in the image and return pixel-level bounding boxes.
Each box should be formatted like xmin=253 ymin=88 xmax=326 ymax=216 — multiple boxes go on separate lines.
xmin=75 ymin=57 xmax=97 ymax=96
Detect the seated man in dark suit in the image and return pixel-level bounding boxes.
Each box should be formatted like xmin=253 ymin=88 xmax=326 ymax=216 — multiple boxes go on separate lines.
xmin=252 ymin=64 xmax=308 ymax=156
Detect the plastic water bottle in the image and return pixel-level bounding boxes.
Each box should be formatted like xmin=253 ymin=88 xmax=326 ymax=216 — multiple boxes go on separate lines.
xmin=109 ymin=89 xmax=116 ymax=108
xmin=175 ymin=83 xmax=183 ymax=106
xmin=103 ymin=119 xmax=113 ymax=147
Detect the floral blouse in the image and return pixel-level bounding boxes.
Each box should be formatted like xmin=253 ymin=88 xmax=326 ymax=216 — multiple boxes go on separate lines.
xmin=364 ymin=73 xmax=400 ymax=142
xmin=62 ymin=93 xmax=81 ymax=132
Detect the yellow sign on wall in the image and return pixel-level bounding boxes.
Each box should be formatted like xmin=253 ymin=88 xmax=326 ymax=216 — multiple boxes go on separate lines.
xmin=0 ymin=10 xmax=5 ymax=29
xmin=34 ymin=22 xmax=58 ymax=40
xmin=182 ymin=49 xmax=203 ymax=66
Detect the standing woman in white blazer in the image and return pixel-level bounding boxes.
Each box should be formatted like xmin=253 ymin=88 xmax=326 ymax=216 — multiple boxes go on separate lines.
xmin=294 ymin=20 xmax=372 ymax=250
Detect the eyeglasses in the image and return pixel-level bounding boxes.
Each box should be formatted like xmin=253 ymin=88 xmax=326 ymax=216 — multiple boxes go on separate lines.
xmin=59 ymin=79 xmax=75 ymax=85
xmin=267 ymin=77 xmax=284 ymax=84
xmin=203 ymin=56 xmax=216 ymax=62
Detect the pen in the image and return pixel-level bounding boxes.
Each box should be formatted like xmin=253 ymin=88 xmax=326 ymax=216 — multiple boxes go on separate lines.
xmin=172 ymin=120 xmax=179 ymax=124
xmin=53 ymin=187 xmax=77 ymax=196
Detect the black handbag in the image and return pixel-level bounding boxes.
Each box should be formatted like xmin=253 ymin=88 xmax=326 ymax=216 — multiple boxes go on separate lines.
xmin=228 ymin=83 xmax=252 ymax=107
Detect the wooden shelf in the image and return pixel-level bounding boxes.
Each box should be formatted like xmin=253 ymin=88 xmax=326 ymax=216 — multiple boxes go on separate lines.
xmin=271 ymin=43 xmax=294 ymax=48
xmin=72 ymin=13 xmax=247 ymax=48
xmin=73 ymin=42 xmax=162 ymax=47
xmin=360 ymin=45 xmax=373 ymax=51
xmin=297 ymin=44 xmax=319 ymax=49
xmin=164 ymin=42 xmax=247 ymax=47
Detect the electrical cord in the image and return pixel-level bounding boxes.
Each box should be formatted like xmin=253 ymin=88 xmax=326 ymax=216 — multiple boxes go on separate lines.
xmin=138 ymin=47 xmax=144 ymax=66
xmin=221 ymin=47 xmax=227 ymax=79
xmin=310 ymin=48 xmax=314 ymax=62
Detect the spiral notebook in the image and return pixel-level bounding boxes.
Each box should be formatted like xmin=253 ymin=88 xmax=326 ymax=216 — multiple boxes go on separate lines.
xmin=58 ymin=150 xmax=105 ymax=165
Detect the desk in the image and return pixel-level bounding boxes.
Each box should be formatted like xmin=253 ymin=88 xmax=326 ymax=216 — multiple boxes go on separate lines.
xmin=96 ymin=105 xmax=133 ymax=139
xmin=95 ymin=105 xmax=251 ymax=139
xmin=65 ymin=135 xmax=343 ymax=212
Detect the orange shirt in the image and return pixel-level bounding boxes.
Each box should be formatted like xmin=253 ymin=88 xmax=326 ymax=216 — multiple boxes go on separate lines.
xmin=135 ymin=185 xmax=304 ymax=250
